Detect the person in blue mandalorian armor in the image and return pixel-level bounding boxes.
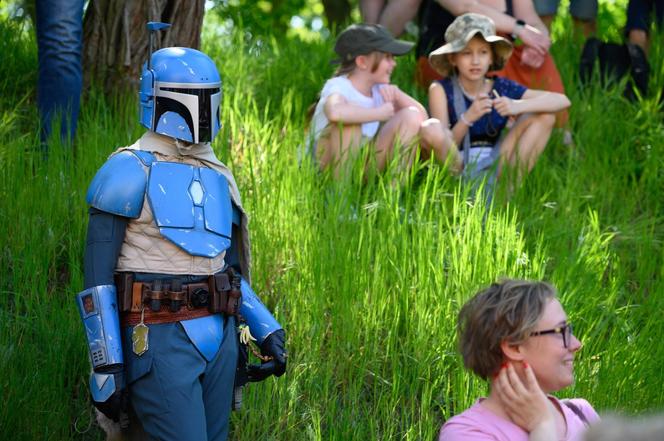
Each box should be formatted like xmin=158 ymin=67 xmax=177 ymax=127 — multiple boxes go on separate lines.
xmin=75 ymin=27 xmax=286 ymax=440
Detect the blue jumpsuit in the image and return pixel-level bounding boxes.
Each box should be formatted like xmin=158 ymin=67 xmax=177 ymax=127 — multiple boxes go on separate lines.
xmin=83 ymin=132 xmax=279 ymax=440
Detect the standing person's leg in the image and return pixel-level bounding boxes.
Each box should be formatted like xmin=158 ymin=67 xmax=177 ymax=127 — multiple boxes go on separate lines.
xmin=361 ymin=0 xmax=386 ymax=23
xmin=35 ymin=0 xmax=84 ymax=146
xmin=316 ymin=124 xmax=364 ymax=177
xmin=499 ymin=113 xmax=556 ymax=175
xmin=570 ymin=0 xmax=598 ymax=37
xmin=203 ymin=317 xmax=240 ymax=441
xmin=656 ymin=0 xmax=664 ymax=26
xmin=378 ymin=0 xmax=423 ymax=36
xmin=374 ymin=107 xmax=425 ymax=171
xmin=124 ymin=323 xmax=209 ymax=440
xmin=533 ymin=0 xmax=561 ymax=32
xmin=626 ymin=0 xmax=652 ymax=53
xmin=628 ymin=0 xmax=664 ymax=52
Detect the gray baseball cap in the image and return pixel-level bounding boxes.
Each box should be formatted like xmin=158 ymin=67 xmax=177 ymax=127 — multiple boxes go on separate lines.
xmin=428 ymin=13 xmax=513 ymax=76
xmin=333 ymin=23 xmax=414 ymax=64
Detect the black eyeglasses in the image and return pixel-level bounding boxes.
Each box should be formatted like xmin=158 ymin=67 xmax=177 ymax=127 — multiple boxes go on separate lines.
xmin=530 ymin=323 xmax=574 ymax=348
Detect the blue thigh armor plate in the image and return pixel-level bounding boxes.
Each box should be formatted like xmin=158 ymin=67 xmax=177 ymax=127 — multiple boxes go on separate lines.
xmin=180 ymin=314 xmax=225 ymax=361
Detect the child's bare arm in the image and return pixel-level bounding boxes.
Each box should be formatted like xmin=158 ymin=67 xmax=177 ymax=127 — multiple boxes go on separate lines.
xmin=492 ymin=89 xmax=570 ymax=117
xmin=323 ymin=93 xmax=394 ymax=124
xmin=428 ymin=82 xmax=450 ymax=127
xmin=430 ymin=82 xmax=468 ymax=146
xmin=430 ymin=82 xmax=493 ymax=146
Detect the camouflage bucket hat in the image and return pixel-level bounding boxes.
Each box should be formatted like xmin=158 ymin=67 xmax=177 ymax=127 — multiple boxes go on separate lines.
xmin=428 ymin=13 xmax=513 ymax=76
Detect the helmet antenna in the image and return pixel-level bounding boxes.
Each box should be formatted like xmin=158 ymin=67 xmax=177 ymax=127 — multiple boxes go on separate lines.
xmin=146 ymin=22 xmax=171 ymax=70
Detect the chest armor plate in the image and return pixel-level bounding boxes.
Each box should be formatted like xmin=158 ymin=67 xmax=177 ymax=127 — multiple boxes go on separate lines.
xmin=147 ymin=162 xmax=232 ymax=257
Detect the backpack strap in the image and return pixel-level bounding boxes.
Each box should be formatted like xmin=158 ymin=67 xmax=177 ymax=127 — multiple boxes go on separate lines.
xmin=563 ymin=399 xmax=590 ymax=427
xmin=450 ymin=76 xmax=502 ymax=175
xmin=450 ymin=76 xmax=472 ymax=167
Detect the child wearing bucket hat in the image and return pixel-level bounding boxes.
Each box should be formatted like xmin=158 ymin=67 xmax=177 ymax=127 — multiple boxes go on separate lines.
xmin=420 ymin=13 xmax=570 ymax=181
xmin=309 ymin=23 xmax=429 ymax=176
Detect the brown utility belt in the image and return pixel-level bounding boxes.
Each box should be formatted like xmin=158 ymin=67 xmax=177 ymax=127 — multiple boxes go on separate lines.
xmin=115 ymin=269 xmax=242 ymax=326
xmin=122 ymin=304 xmax=212 ymax=326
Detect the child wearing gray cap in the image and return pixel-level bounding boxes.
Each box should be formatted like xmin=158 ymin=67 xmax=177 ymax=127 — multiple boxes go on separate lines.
xmin=309 ymin=23 xmax=430 ymax=177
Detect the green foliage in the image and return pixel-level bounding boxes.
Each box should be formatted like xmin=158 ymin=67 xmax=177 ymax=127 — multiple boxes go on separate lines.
xmin=211 ymin=0 xmax=325 ymax=37
xmin=1 ymin=4 xmax=664 ymax=440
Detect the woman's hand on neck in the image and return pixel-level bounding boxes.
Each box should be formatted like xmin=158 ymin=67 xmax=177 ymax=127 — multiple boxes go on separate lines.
xmin=483 ymin=361 xmax=558 ymax=440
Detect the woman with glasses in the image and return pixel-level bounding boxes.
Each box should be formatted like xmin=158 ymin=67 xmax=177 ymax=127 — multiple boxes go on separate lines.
xmin=439 ymin=279 xmax=599 ymax=441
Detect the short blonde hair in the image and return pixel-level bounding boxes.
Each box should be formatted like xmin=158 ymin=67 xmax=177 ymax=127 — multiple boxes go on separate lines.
xmin=457 ymin=280 xmax=557 ymax=380
xmin=334 ymin=51 xmax=387 ymax=76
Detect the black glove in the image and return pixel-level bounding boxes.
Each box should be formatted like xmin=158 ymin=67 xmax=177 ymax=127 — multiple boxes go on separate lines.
xmin=91 ymin=372 xmax=128 ymax=425
xmin=247 ymin=329 xmax=287 ymax=382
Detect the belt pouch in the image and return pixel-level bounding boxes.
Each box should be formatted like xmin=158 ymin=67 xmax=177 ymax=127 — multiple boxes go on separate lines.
xmin=169 ymin=279 xmax=185 ymax=312
xmin=223 ymin=268 xmax=242 ymax=316
xmin=226 ymin=270 xmax=241 ymax=316
xmin=209 ymin=273 xmax=230 ymax=314
xmin=114 ymin=273 xmax=134 ymax=312
xmin=148 ymin=280 xmax=164 ymax=312
xmin=226 ymin=285 xmax=241 ymax=316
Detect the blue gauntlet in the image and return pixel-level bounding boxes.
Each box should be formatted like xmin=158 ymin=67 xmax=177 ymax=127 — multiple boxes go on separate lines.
xmin=239 ymin=278 xmax=287 ymax=381
xmin=75 ymin=285 xmax=124 ymax=372
xmin=76 ymin=285 xmax=125 ymax=421
xmin=89 ymin=372 xmax=128 ymax=425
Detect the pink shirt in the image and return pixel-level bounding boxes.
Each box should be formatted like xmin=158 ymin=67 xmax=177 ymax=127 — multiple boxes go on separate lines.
xmin=439 ymin=398 xmax=600 ymax=441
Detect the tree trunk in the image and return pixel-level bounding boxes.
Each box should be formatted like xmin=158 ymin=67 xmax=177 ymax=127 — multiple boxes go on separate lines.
xmin=82 ymin=0 xmax=205 ymax=94
xmin=321 ymin=0 xmax=352 ymax=30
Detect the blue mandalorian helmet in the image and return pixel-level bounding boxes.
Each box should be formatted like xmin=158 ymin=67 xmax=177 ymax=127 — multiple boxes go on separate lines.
xmin=139 ymin=47 xmax=222 ymax=144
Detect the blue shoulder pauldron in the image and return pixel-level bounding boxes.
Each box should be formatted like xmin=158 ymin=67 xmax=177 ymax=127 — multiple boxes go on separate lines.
xmin=86 ymin=150 xmax=155 ymax=218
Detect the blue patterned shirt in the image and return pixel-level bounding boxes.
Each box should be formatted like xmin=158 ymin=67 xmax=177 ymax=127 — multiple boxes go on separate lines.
xmin=439 ymin=76 xmax=527 ymax=148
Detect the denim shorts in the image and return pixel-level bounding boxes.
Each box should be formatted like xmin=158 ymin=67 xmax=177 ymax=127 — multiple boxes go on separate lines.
xmin=625 ymin=0 xmax=664 ymax=32
xmin=533 ymin=0 xmax=598 ymax=20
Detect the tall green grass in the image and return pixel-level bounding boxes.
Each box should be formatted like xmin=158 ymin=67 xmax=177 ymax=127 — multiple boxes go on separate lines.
xmin=1 ymin=5 xmax=663 ymax=439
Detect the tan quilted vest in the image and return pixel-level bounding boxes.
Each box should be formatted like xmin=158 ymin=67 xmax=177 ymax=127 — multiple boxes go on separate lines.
xmin=113 ymin=132 xmax=252 ymax=280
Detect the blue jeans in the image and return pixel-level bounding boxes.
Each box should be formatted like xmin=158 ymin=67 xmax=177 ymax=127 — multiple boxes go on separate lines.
xmin=35 ymin=0 xmax=84 ymax=144
xmin=533 ymin=0 xmax=598 ymax=21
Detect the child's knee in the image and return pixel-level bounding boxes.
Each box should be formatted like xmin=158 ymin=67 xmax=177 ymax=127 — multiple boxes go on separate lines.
xmin=420 ymin=118 xmax=445 ymax=143
xmin=421 ymin=117 xmax=441 ymax=130
xmin=397 ymin=106 xmax=426 ymax=129
xmin=536 ymin=112 xmax=556 ymax=129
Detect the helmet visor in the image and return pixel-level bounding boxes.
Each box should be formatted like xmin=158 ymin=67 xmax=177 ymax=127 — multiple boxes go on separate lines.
xmin=156 ymin=82 xmax=221 ymax=143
